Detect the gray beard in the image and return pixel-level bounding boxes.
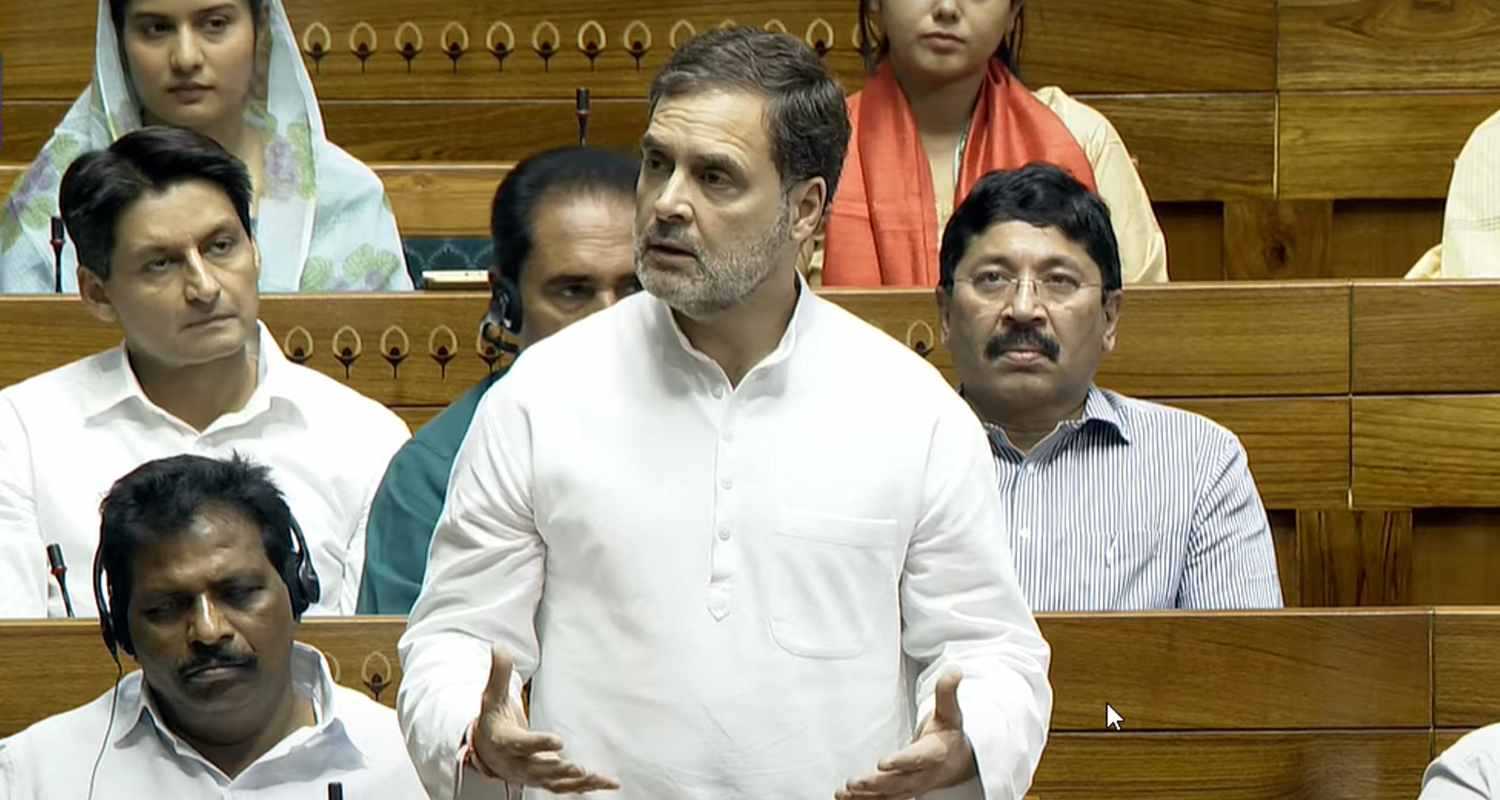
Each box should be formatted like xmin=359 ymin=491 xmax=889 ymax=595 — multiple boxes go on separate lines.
xmin=636 ymin=206 xmax=793 ymax=320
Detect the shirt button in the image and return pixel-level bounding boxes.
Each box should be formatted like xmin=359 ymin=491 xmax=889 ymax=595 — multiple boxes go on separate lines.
xmin=718 ymin=528 xmax=731 ymax=541
xmin=720 ymin=477 xmax=733 ymax=490
xmin=712 ymin=386 xmax=725 ymax=399
xmin=1019 ymin=527 xmax=1031 ymax=541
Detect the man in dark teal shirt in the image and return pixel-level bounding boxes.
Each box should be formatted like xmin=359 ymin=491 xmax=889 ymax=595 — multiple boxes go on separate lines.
xmin=357 ymin=147 xmax=641 ymax=613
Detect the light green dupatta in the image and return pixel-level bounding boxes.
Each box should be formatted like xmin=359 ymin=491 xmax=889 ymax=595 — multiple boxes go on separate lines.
xmin=0 ymin=0 xmax=412 ymax=292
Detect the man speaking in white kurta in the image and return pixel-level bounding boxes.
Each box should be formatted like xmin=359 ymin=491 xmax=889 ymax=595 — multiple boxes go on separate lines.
xmin=396 ymin=27 xmax=1052 ymax=800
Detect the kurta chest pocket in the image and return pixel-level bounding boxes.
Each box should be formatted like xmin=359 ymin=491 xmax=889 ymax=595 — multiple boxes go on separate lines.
xmin=768 ymin=512 xmax=902 ymax=659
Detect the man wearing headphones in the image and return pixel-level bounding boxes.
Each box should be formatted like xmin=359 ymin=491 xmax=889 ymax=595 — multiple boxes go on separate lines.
xmin=0 ymin=127 xmax=410 ymax=618
xmin=357 ymin=146 xmax=641 ymax=614
xmin=0 ymin=454 xmax=424 ymax=797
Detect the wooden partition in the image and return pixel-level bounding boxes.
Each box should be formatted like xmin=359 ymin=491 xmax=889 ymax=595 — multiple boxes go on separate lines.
xmin=5 ymin=281 xmax=1500 ymax=604
xmin=0 ymin=610 xmax=1448 ymax=797
xmin=3 ymin=0 xmax=1495 ymax=279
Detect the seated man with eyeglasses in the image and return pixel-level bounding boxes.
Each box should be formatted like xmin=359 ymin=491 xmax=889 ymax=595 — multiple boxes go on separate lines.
xmin=935 ymin=164 xmax=1282 ymax=611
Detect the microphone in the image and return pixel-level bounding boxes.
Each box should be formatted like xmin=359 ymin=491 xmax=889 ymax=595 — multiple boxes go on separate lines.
xmin=327 ymin=782 xmax=344 ymax=799
xmin=575 ymin=87 xmax=590 ymax=146
xmin=50 ymin=217 xmax=65 ymax=294
xmin=46 ymin=543 xmax=75 ymax=618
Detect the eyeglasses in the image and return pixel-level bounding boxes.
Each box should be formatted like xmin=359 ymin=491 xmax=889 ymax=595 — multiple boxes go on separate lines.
xmin=952 ymin=272 xmax=1102 ymax=305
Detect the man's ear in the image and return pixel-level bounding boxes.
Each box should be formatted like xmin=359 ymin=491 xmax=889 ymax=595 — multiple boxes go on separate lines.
xmin=935 ymin=285 xmax=953 ymax=344
xmin=1101 ymin=289 xmax=1123 ymax=355
xmin=77 ymin=266 xmax=117 ymax=324
xmin=789 ymin=177 xmax=829 ymax=245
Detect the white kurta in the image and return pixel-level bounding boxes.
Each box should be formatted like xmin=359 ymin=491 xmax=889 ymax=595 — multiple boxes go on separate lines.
xmin=397 ymin=282 xmax=1052 ymax=799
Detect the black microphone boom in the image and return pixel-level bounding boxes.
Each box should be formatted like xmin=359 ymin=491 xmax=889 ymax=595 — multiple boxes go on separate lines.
xmin=50 ymin=216 xmax=65 ymax=294
xmin=46 ymin=543 xmax=76 ymax=618
xmin=576 ymin=87 xmax=591 ymax=146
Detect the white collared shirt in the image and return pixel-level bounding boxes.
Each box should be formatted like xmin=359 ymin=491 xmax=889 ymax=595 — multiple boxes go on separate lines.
xmin=1422 ymin=722 xmax=1500 ymax=799
xmin=0 ymin=322 xmax=410 ymax=616
xmin=0 ymin=641 xmax=426 ymax=798
xmin=398 ymin=282 xmax=1052 ymax=800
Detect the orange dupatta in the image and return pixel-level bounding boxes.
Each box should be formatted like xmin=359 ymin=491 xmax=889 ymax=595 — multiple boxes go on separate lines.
xmin=823 ymin=60 xmax=1098 ymax=287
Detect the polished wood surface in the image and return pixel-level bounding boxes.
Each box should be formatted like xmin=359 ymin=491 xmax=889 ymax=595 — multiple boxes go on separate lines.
xmin=0 ymin=610 xmax=1447 ymax=800
xmin=1031 ymin=732 xmax=1429 ymax=799
xmin=1293 ymin=510 xmax=1414 ymax=607
xmin=1169 ymin=398 xmax=1349 ymax=509
xmin=1279 ymin=92 xmax=1500 ymax=199
xmin=0 ymin=92 xmax=1275 ymax=205
xmin=1094 ymin=283 xmax=1350 ymax=397
xmin=1278 ymin=0 xmax=1500 ymax=91
xmin=1434 ymin=609 xmax=1500 ymax=728
xmin=1352 ymin=282 xmax=1500 ymax=393
xmin=1411 ymin=510 xmax=1500 ymax=606
xmin=1044 ymin=610 xmax=1429 ymax=730
xmin=1352 ymin=396 xmax=1500 ymax=508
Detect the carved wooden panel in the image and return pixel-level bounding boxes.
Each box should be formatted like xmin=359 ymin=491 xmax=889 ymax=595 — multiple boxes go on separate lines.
xmin=0 ymin=0 xmax=1275 ymax=101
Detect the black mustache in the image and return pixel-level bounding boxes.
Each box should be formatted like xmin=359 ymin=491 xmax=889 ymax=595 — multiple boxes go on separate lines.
xmin=179 ymin=651 xmax=255 ymax=679
xmin=984 ymin=328 xmax=1061 ymax=361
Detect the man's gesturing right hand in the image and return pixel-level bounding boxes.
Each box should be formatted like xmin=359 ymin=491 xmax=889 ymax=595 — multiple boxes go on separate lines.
xmin=471 ymin=644 xmax=621 ymax=794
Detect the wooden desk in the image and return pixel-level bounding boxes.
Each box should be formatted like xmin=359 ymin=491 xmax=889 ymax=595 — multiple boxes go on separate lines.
xmin=0 ymin=609 xmax=1442 ymax=798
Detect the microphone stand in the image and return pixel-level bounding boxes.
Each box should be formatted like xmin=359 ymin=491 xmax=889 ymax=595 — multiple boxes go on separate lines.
xmin=46 ymin=543 xmax=75 ymax=618
xmin=50 ymin=217 xmax=65 ymax=293
xmin=576 ymin=87 xmax=590 ymax=146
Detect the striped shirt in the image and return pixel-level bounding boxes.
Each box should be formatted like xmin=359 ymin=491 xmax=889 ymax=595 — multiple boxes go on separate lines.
xmin=985 ymin=386 xmax=1283 ymax=612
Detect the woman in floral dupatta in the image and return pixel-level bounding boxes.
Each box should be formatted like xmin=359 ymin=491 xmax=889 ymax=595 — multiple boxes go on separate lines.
xmin=822 ymin=0 xmax=1167 ymax=287
xmin=0 ymin=0 xmax=412 ymax=292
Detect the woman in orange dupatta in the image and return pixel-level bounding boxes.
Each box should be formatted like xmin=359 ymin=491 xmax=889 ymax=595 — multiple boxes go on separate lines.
xmin=822 ymin=0 xmax=1167 ymax=286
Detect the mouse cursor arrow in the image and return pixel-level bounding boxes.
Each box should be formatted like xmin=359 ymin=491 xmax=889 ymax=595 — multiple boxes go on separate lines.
xmin=1105 ymin=704 xmax=1124 ymax=731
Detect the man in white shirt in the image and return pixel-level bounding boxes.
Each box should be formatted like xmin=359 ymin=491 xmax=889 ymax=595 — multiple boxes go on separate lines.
xmin=0 ymin=453 xmax=425 ymax=798
xmin=397 ymin=27 xmax=1051 ymax=800
xmin=0 ymin=126 xmax=409 ymax=617
xmin=1422 ymin=723 xmax=1500 ymax=799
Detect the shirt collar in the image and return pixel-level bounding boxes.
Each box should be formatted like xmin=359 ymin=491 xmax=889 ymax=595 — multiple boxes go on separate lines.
xmin=976 ymin=384 xmax=1132 ymax=455
xmin=651 ymin=270 xmax=816 ymax=381
xmin=80 ymin=322 xmax=306 ymax=427
xmin=113 ymin=642 xmax=362 ymax=763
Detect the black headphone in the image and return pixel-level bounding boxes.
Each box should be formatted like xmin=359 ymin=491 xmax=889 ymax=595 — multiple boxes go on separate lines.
xmin=480 ymin=269 xmax=523 ymax=354
xmin=93 ymin=514 xmax=321 ymax=659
